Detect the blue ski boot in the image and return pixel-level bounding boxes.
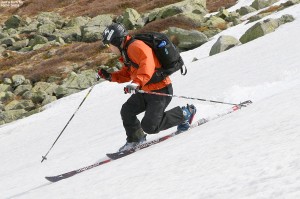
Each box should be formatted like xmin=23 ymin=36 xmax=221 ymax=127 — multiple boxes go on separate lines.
xmin=177 ymin=104 xmax=197 ymax=132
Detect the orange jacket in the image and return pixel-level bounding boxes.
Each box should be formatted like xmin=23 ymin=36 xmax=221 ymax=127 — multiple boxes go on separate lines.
xmin=111 ymin=36 xmax=171 ymax=91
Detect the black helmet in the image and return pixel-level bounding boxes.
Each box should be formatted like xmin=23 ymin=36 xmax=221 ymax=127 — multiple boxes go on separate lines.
xmin=102 ymin=23 xmax=128 ymax=47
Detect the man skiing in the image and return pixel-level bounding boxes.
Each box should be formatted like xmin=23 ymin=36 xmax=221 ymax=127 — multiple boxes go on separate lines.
xmin=98 ymin=23 xmax=196 ymax=151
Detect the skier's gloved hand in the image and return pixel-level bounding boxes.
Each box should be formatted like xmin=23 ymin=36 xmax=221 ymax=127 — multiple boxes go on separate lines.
xmin=97 ymin=69 xmax=111 ymax=81
xmin=124 ymin=83 xmax=139 ymax=94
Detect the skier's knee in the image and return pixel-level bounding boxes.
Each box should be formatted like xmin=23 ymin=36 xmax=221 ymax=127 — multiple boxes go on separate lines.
xmin=141 ymin=122 xmax=159 ymax=134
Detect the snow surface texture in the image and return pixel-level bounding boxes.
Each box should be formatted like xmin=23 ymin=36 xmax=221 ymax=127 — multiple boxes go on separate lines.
xmin=1 ymin=0 xmax=300 ymax=198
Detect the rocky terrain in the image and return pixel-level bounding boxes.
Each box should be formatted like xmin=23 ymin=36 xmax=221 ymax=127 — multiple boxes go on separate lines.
xmin=0 ymin=0 xmax=299 ymax=124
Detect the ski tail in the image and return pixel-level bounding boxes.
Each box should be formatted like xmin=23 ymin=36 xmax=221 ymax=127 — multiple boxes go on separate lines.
xmin=45 ymin=159 xmax=111 ymax=182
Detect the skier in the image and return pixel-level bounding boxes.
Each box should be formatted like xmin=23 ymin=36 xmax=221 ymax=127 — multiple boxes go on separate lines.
xmin=98 ymin=23 xmax=196 ymax=151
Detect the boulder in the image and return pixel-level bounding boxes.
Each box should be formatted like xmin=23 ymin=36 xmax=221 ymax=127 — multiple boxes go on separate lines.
xmin=216 ymin=7 xmax=230 ymax=19
xmin=0 ymin=84 xmax=12 ymax=92
xmin=0 ymin=32 xmax=9 ymax=39
xmin=238 ymin=6 xmax=257 ymax=16
xmin=82 ymin=26 xmax=103 ymax=42
xmin=5 ymin=100 xmax=35 ymax=111
xmin=36 ymin=12 xmax=64 ymax=28
xmin=37 ymin=22 xmax=56 ymax=35
xmin=31 ymin=91 xmax=48 ymax=104
xmin=148 ymin=0 xmax=207 ymax=22
xmin=240 ymin=18 xmax=280 ymax=43
xmin=282 ymin=0 xmax=300 ymax=7
xmin=29 ymin=35 xmax=49 ymax=47
xmin=54 ymin=86 xmax=69 ymax=98
xmin=247 ymin=15 xmax=265 ymax=23
xmin=55 ymin=37 xmax=66 ymax=45
xmin=0 ymin=91 xmax=14 ymax=102
xmin=251 ymin=0 xmax=279 ymax=10
xmin=278 ymin=14 xmax=295 ymax=25
xmin=42 ymin=95 xmax=57 ymax=106
xmin=166 ymin=27 xmax=208 ymax=51
xmin=12 ymin=75 xmax=26 ymax=87
xmin=53 ymin=26 xmax=82 ymax=42
xmin=4 ymin=15 xmax=22 ymax=29
xmin=3 ymin=78 xmax=12 ymax=85
xmin=1 ymin=38 xmax=15 ymax=46
xmin=62 ymin=70 xmax=96 ymax=91
xmin=12 ymin=39 xmax=29 ymax=51
xmin=0 ymin=45 xmax=6 ymax=54
xmin=0 ymin=109 xmax=26 ymax=123
xmin=205 ymin=16 xmax=227 ymax=28
xmin=225 ymin=12 xmax=242 ymax=25
xmin=66 ymin=16 xmax=89 ymax=27
xmin=6 ymin=28 xmax=18 ymax=36
xmin=121 ymin=8 xmax=142 ymax=30
xmin=32 ymin=82 xmax=58 ymax=95
xmin=19 ymin=20 xmax=39 ymax=33
xmin=13 ymin=85 xmax=33 ymax=96
xmin=22 ymin=91 xmax=33 ymax=100
xmin=82 ymin=14 xmax=114 ymax=42
xmin=209 ymin=35 xmax=240 ymax=56
xmin=157 ymin=6 xmax=183 ymax=19
xmin=240 ymin=15 xmax=294 ymax=44
xmin=23 ymin=108 xmax=42 ymax=118
xmin=32 ymin=43 xmax=51 ymax=51
xmin=47 ymin=76 xmax=62 ymax=83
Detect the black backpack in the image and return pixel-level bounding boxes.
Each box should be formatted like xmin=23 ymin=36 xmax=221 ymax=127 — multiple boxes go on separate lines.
xmin=122 ymin=32 xmax=187 ymax=85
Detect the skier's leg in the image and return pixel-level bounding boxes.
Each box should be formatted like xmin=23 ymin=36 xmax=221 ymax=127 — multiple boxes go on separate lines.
xmin=141 ymin=84 xmax=184 ymax=134
xmin=120 ymin=93 xmax=146 ymax=142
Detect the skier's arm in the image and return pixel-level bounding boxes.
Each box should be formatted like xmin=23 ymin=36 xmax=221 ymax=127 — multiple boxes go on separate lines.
xmin=127 ymin=41 xmax=156 ymax=87
xmin=111 ymin=66 xmax=131 ymax=83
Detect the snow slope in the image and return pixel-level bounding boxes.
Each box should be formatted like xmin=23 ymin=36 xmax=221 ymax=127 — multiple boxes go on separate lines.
xmin=1 ymin=1 xmax=300 ymax=198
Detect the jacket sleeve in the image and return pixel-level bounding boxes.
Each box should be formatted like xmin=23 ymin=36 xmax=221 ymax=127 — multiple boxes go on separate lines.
xmin=111 ymin=66 xmax=131 ymax=83
xmin=127 ymin=41 xmax=156 ymax=87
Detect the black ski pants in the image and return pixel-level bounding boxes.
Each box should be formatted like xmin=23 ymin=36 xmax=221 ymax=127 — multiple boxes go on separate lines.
xmin=120 ymin=84 xmax=184 ymax=141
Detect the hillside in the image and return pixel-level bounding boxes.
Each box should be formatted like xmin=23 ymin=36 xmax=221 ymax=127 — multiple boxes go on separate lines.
xmin=0 ymin=0 xmax=241 ymax=125
xmin=1 ymin=0 xmax=300 ymax=198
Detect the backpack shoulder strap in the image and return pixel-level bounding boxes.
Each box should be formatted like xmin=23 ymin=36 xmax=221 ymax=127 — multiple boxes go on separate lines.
xmin=122 ymin=37 xmax=139 ymax=68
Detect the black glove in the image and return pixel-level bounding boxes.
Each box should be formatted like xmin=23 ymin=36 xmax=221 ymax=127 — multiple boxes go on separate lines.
xmin=97 ymin=69 xmax=111 ymax=81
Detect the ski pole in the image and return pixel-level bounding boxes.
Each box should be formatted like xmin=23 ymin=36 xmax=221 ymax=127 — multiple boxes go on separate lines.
xmin=41 ymin=85 xmax=95 ymax=163
xmin=136 ymin=89 xmax=241 ymax=106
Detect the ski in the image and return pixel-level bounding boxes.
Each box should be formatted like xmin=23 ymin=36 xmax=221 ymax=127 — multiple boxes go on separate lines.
xmin=45 ymin=159 xmax=111 ymax=182
xmin=45 ymin=100 xmax=252 ymax=182
xmin=106 ymin=100 xmax=252 ymax=160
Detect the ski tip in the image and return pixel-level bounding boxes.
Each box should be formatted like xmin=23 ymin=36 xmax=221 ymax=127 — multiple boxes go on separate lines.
xmin=45 ymin=176 xmax=60 ymax=183
xmin=106 ymin=153 xmax=119 ymax=160
xmin=45 ymin=176 xmax=65 ymax=182
xmin=106 ymin=151 xmax=130 ymax=160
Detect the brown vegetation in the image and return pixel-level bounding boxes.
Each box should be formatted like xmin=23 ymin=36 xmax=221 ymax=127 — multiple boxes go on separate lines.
xmin=3 ymin=0 xmax=238 ymax=17
xmin=11 ymin=0 xmax=183 ymax=17
xmin=258 ymin=5 xmax=281 ymax=14
xmin=0 ymin=0 xmax=238 ymax=83
xmin=0 ymin=42 xmax=111 ymax=83
xmin=134 ymin=17 xmax=198 ymax=33
xmin=207 ymin=0 xmax=237 ymax=12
